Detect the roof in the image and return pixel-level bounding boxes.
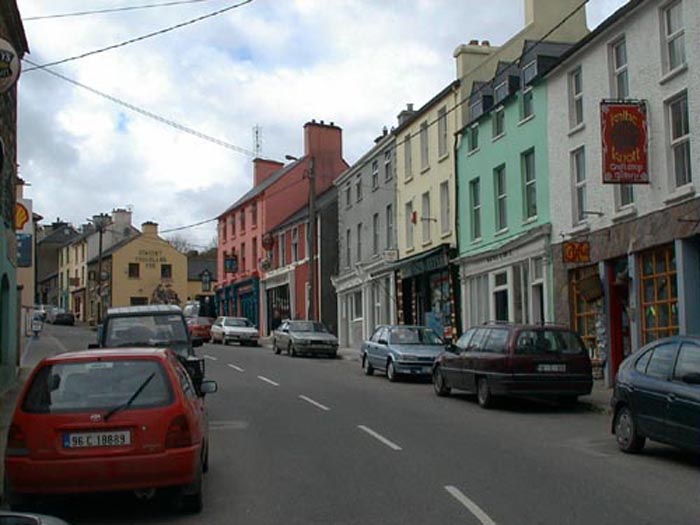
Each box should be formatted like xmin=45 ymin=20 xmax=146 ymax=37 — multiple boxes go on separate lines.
xmin=86 ymin=233 xmax=140 ymax=264
xmin=37 ymin=225 xmax=80 ymax=246
xmin=394 ymin=79 xmax=461 ymax=135
xmin=106 ymin=305 xmax=183 ymax=316
xmin=188 ymin=258 xmax=217 ymax=281
xmin=268 ymin=186 xmax=338 ymax=233
xmin=218 ymin=157 xmax=305 ymax=218
xmin=44 ymin=348 xmax=172 ymax=364
xmin=334 ymin=131 xmax=394 ymax=185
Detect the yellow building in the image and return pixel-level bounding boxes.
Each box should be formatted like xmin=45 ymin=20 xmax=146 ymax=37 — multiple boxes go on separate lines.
xmin=87 ymin=222 xmax=187 ymax=322
xmin=58 ymin=234 xmax=87 ymax=319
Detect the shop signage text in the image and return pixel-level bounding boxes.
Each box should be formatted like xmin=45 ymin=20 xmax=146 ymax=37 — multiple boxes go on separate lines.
xmin=601 ymin=100 xmax=649 ymax=184
xmin=134 ymin=249 xmax=167 ymax=269
xmin=562 ymin=241 xmax=591 ymax=264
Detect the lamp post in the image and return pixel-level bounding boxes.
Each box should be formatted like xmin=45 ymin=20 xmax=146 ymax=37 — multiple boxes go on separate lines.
xmin=91 ymin=213 xmax=110 ymax=324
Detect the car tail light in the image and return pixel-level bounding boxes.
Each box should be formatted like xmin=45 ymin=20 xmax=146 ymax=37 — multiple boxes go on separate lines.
xmin=165 ymin=415 xmax=192 ymax=448
xmin=6 ymin=423 xmax=29 ymax=456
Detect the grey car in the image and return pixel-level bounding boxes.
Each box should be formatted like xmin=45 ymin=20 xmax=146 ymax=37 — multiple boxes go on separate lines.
xmin=362 ymin=325 xmax=447 ymax=382
xmin=272 ymin=320 xmax=339 ymax=358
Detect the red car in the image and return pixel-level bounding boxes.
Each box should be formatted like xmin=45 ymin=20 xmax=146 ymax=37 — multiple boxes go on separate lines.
xmin=4 ymin=348 xmax=217 ymax=513
xmin=186 ymin=316 xmax=214 ymax=343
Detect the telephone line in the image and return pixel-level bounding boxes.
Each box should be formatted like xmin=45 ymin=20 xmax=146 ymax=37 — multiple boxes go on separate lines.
xmin=24 ymin=0 xmax=219 ymax=21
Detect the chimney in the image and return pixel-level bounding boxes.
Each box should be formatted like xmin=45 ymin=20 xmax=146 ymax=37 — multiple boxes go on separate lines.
xmin=397 ymin=103 xmax=416 ymax=126
xmin=524 ymin=0 xmax=588 ymax=39
xmin=111 ymin=208 xmax=133 ymax=228
xmin=303 ymin=120 xmax=343 ymax=159
xmin=453 ymin=40 xmax=497 ymax=80
xmin=141 ymin=221 xmax=158 ymax=236
xmin=253 ymin=158 xmax=284 ymax=187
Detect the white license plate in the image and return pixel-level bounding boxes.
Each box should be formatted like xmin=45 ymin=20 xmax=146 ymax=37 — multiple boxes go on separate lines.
xmin=537 ymin=364 xmax=566 ymax=373
xmin=63 ymin=430 xmax=131 ymax=448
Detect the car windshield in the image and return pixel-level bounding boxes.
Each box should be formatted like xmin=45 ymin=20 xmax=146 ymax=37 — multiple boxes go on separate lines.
xmin=196 ymin=317 xmax=213 ymax=325
xmin=288 ymin=321 xmax=328 ymax=333
xmin=515 ymin=330 xmax=587 ymax=355
xmin=389 ymin=327 xmax=443 ymax=345
xmin=224 ymin=318 xmax=251 ymax=327
xmin=22 ymin=359 xmax=173 ymax=413
xmin=104 ymin=315 xmax=188 ymax=347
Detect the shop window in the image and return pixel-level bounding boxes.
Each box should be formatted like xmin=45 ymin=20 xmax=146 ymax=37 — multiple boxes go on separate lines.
xmin=639 ymin=244 xmax=678 ymax=344
xmin=570 ymin=265 xmax=601 ymax=358
xmin=492 ymin=271 xmax=509 ymax=321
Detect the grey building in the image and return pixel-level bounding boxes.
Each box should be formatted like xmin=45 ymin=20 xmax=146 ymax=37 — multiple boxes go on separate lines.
xmin=333 ymin=129 xmax=398 ymax=347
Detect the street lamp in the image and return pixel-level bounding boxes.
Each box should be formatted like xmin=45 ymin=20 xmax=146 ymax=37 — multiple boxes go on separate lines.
xmin=90 ymin=213 xmax=111 ymax=324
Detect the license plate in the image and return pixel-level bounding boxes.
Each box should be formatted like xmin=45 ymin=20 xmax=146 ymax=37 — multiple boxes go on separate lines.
xmin=537 ymin=364 xmax=566 ymax=373
xmin=63 ymin=430 xmax=131 ymax=448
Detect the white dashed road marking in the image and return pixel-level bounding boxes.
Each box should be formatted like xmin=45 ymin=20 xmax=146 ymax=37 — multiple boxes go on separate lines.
xmin=299 ymin=395 xmax=330 ymax=411
xmin=204 ymin=355 xmax=218 ymax=361
xmin=445 ymin=485 xmax=497 ymax=525
xmin=357 ymin=425 xmax=402 ymax=451
xmin=257 ymin=375 xmax=279 ymax=387
xmin=227 ymin=363 xmax=245 ymax=372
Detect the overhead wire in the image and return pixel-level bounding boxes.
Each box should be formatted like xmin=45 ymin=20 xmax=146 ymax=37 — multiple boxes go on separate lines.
xmin=23 ymin=0 xmax=254 ymax=72
xmin=24 ymin=0 xmax=219 ymax=21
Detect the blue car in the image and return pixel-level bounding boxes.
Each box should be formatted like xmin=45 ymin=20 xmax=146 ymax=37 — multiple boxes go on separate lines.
xmin=361 ymin=325 xmax=448 ymax=382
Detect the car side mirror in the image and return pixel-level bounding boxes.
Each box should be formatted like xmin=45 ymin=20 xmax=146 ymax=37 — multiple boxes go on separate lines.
xmin=192 ymin=338 xmax=203 ymax=347
xmin=681 ymin=372 xmax=700 ymax=385
xmin=448 ymin=344 xmax=460 ymax=354
xmin=377 ymin=338 xmax=388 ymax=345
xmin=199 ymin=380 xmax=218 ymax=395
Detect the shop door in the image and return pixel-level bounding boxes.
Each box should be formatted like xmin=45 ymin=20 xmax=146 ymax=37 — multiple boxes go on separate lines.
xmin=608 ymin=258 xmax=631 ymax=380
xmin=240 ymin=292 xmax=258 ymax=326
xmin=267 ymin=285 xmax=290 ymax=333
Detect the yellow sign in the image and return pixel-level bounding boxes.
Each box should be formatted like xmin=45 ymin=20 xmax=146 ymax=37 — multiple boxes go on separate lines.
xmin=15 ymin=202 xmax=29 ymax=231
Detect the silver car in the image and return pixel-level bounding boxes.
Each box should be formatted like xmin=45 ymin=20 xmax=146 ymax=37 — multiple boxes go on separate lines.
xmin=210 ymin=316 xmax=259 ymax=346
xmin=273 ymin=320 xmax=339 ymax=358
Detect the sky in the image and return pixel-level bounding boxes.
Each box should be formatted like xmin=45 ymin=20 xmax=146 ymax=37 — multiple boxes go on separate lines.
xmin=15 ymin=0 xmax=628 ymax=250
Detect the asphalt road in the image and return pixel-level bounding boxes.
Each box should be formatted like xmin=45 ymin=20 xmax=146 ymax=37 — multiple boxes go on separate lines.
xmin=18 ymin=325 xmax=700 ymax=524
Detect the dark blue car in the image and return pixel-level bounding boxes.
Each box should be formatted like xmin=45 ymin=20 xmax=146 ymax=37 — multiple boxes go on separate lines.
xmin=612 ymin=336 xmax=700 ymax=454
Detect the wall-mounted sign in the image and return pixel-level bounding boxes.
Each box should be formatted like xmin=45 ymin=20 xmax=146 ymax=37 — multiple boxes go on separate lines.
xmin=577 ymin=273 xmax=604 ymax=303
xmin=262 ymin=233 xmax=275 ymax=251
xmin=601 ymin=100 xmax=649 ymax=184
xmin=16 ymin=233 xmax=31 ymax=267
xmin=0 ymin=38 xmax=21 ymax=94
xmin=134 ymin=249 xmax=167 ymax=269
xmin=224 ymin=256 xmax=238 ymax=274
xmin=15 ymin=202 xmax=29 ymax=231
xmin=562 ymin=241 xmax=591 ymax=264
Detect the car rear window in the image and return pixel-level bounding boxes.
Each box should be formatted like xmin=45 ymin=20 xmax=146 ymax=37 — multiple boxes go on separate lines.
xmin=104 ymin=315 xmax=188 ymax=347
xmin=389 ymin=327 xmax=443 ymax=345
xmin=224 ymin=318 xmax=250 ymax=327
xmin=515 ymin=330 xmax=587 ymax=355
xmin=23 ymin=359 xmax=174 ymax=414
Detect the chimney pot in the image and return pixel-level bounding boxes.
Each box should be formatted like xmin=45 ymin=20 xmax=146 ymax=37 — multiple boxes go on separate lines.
xmin=481 ymin=40 xmax=490 ymax=46
xmin=407 ymin=103 xmax=414 ymax=111
xmin=469 ymin=39 xmax=479 ymax=45
xmin=320 ymin=120 xmax=324 ymax=125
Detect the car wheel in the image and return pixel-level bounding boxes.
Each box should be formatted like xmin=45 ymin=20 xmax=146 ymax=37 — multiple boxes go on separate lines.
xmin=363 ymin=355 xmax=374 ymax=376
xmin=289 ymin=343 xmax=297 ymax=357
xmin=433 ymin=366 xmax=451 ymax=397
xmin=386 ymin=360 xmax=397 ymax=382
xmin=273 ymin=340 xmax=281 ymax=354
xmin=614 ymin=405 xmax=646 ymax=453
xmin=476 ymin=377 xmax=494 ymax=409
xmin=172 ymin=461 xmax=203 ymax=514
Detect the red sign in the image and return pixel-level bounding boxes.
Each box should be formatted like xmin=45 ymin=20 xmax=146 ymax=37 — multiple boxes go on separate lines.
xmin=562 ymin=241 xmax=591 ymax=264
xmin=601 ymin=101 xmax=649 ymax=184
xmin=261 ymin=233 xmax=274 ymax=251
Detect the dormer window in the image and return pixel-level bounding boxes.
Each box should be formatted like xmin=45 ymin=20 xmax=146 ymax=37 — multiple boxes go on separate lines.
xmin=469 ymin=98 xmax=483 ymax=121
xmin=494 ymin=81 xmax=508 ymax=104
xmin=522 ymin=60 xmax=537 ymax=87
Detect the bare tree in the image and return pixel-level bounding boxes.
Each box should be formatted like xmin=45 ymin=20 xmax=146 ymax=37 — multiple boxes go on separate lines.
xmin=167 ymin=234 xmax=195 ymax=254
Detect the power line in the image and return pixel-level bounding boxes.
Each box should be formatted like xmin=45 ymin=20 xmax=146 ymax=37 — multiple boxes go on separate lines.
xmin=21 ymin=57 xmax=256 ymax=157
xmin=24 ymin=0 xmax=219 ymax=21
xmin=24 ymin=0 xmax=254 ymax=72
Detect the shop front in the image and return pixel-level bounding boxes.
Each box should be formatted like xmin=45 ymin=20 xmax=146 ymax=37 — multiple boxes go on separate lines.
xmin=230 ymin=278 xmax=260 ymax=327
xmin=260 ymin=268 xmax=294 ymax=336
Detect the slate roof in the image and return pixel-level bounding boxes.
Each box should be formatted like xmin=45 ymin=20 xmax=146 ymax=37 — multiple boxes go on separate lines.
xmin=188 ymin=258 xmax=217 ymax=281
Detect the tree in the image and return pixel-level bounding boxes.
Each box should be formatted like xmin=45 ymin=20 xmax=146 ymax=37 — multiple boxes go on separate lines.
xmin=167 ymin=234 xmax=195 ymax=254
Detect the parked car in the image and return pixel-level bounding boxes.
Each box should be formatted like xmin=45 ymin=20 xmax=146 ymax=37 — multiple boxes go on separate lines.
xmin=46 ymin=308 xmax=75 ymax=326
xmin=0 ymin=510 xmax=70 ymax=524
xmin=186 ymin=316 xmax=214 ymax=343
xmin=4 ymin=348 xmax=217 ymax=513
xmin=362 ymin=325 xmax=447 ymax=381
xmin=210 ymin=316 xmax=259 ymax=346
xmin=272 ymin=320 xmax=338 ymax=358
xmin=611 ymin=335 xmax=700 ymax=454
xmin=432 ymin=323 xmax=593 ymax=408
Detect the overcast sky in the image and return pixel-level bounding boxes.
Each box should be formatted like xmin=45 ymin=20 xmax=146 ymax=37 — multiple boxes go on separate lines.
xmin=16 ymin=0 xmax=628 ymax=249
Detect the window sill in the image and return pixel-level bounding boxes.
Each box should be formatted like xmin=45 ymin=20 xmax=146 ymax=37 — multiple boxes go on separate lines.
xmin=568 ymin=123 xmax=585 ymax=137
xmin=664 ymin=184 xmax=696 ymax=205
xmin=372 ymin=185 xmax=379 ymax=193
xmin=404 ymin=175 xmax=414 ymax=184
xmin=405 ymin=247 xmax=415 ymax=255
xmin=471 ymin=237 xmax=483 ymax=245
xmin=440 ymin=230 xmax=452 ymax=239
xmin=612 ymin=205 xmax=637 ymax=222
xmin=438 ymin=152 xmax=449 ymax=164
xmin=467 ymin=147 xmax=480 ymax=157
xmin=569 ymin=222 xmax=590 ymax=235
xmin=522 ymin=216 xmax=538 ymax=226
xmin=494 ymin=228 xmax=509 ymax=237
xmin=420 ymin=165 xmax=431 ymax=175
xmin=518 ymin=114 xmax=535 ymax=126
xmin=422 ymin=240 xmax=432 ymax=248
xmin=660 ymin=63 xmax=687 ymax=85
xmin=491 ymin=132 xmax=505 ymax=142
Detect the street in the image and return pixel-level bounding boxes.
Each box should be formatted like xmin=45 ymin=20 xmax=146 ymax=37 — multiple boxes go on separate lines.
xmin=14 ymin=323 xmax=700 ymax=524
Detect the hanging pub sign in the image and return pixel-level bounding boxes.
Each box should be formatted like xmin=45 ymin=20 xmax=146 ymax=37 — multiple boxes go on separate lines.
xmin=224 ymin=255 xmax=238 ymax=274
xmin=261 ymin=233 xmax=275 ymax=251
xmin=0 ymin=38 xmax=21 ymax=94
xmin=600 ymin=100 xmax=649 ymax=184
xmin=562 ymin=241 xmax=591 ymax=264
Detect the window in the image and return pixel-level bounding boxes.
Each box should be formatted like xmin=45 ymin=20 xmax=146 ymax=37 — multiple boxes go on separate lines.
xmin=617 ymin=184 xmax=635 ymax=209
xmin=493 ymin=271 xmax=509 ymax=321
xmin=437 ymin=107 xmax=448 ymax=157
xmin=386 ymin=204 xmax=393 ymax=249
xmin=494 ymin=81 xmax=508 ymax=104
xmin=404 ymin=134 xmax=413 ymax=179
xmin=492 ymin=107 xmax=505 ymax=138
xmin=405 ymin=201 xmax=414 ymax=250
xmin=356 ymin=223 xmax=362 ymax=262
xmin=439 ymin=181 xmax=450 ymax=235
xmin=356 ymin=177 xmax=363 ymax=202
xmin=569 ymin=67 xmax=583 ymax=127
xmin=522 ymin=149 xmax=537 ymax=220
xmin=571 ymin=147 xmax=586 ymax=224
xmin=669 ymin=93 xmax=692 ymax=187
xmin=663 ymin=1 xmax=685 ymax=72
xmin=494 ymin=165 xmax=507 ymax=231
xmin=384 ymin=149 xmax=393 ymax=181
xmin=345 ymin=228 xmax=351 ymax=267
xmin=161 ymin=264 xmax=172 ymax=279
xmin=521 ymin=88 xmax=533 ymax=120
xmin=252 ymin=237 xmax=258 ymax=269
xmin=469 ymin=179 xmax=481 ymax=240
xmin=240 ymin=244 xmax=246 ymax=271
xmin=345 ymin=185 xmax=352 ymax=208
xmin=420 ymin=121 xmax=429 ymax=169
xmin=240 ymin=207 xmax=246 ymax=231
xmin=229 ymin=215 xmax=235 ymax=237
xmin=570 ymin=265 xmax=600 ymax=357
xmin=522 ymin=60 xmax=537 ymax=85
xmin=611 ymin=38 xmax=629 ymax=99
xmin=371 ymin=160 xmax=379 ymax=189
xmin=279 ymin=232 xmax=286 ymax=267
xmin=674 ymin=343 xmax=700 ymax=380
xmin=639 ymin=245 xmax=678 ymax=344
xmin=645 ymin=342 xmax=677 ymax=379
xmin=129 ymin=263 xmax=140 ymax=278
xmin=635 ymin=350 xmax=653 ymax=373
xmin=372 ymin=213 xmax=379 ymax=255
xmin=468 ymin=124 xmax=479 ymax=152
xmin=251 ymin=202 xmax=257 ymax=227
xmin=470 ymin=97 xmax=483 ymax=121
xmin=421 ymin=192 xmax=431 ymax=243
xmin=291 ymin=228 xmax=298 ymax=262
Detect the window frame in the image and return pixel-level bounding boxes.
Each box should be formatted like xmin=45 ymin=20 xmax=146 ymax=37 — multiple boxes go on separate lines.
xmin=668 ymin=92 xmax=692 ymax=188
xmin=371 ymin=160 xmax=379 ymax=190
xmin=437 ymin=106 xmax=448 ymax=157
xmin=420 ymin=121 xmax=429 ymax=170
xmin=494 ymin=164 xmax=508 ymax=232
xmin=610 ymin=37 xmax=629 ymax=99
xmin=469 ymin=178 xmax=481 ymax=241
xmin=492 ymin=106 xmax=505 ymax=139
xmin=372 ymin=213 xmax=380 ymax=255
xmin=521 ymin=149 xmax=537 ymax=220
xmin=439 ymin=181 xmax=450 ymax=235
xmin=405 ymin=201 xmax=414 ymax=250
xmin=421 ymin=191 xmax=431 ymax=244
xmin=384 ymin=149 xmax=393 ymax=181
xmin=386 ymin=203 xmax=394 ymax=249
xmin=663 ymin=1 xmax=686 ymax=73
xmin=571 ymin=147 xmax=587 ymax=225
xmin=568 ymin=67 xmax=584 ymax=128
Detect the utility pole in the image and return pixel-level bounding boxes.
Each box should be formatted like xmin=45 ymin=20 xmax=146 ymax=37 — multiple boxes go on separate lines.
xmin=92 ymin=213 xmax=110 ymax=324
xmin=307 ymin=156 xmax=316 ymax=321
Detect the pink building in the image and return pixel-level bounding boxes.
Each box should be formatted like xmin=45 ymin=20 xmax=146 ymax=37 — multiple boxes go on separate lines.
xmin=216 ymin=120 xmax=347 ymax=333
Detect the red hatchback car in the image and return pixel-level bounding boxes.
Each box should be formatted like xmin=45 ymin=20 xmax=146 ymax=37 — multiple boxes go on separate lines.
xmin=186 ymin=316 xmax=214 ymax=344
xmin=4 ymin=348 xmax=217 ymax=513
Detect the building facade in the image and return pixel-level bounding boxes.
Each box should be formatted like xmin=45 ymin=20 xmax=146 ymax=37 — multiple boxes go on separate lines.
xmin=186 ymin=256 xmax=217 ymax=318
xmin=333 ymin=130 xmax=398 ymax=347
xmin=546 ymin=0 xmax=700 ymax=384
